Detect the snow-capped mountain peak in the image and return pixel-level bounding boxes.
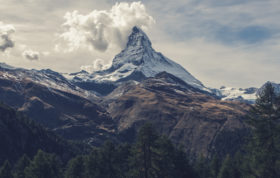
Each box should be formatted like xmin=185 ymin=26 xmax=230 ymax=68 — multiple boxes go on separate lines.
xmin=257 ymin=81 xmax=280 ymax=96
xmin=126 ymin=26 xmax=152 ymax=49
xmin=74 ymin=26 xmax=209 ymax=92
xmin=111 ymin=26 xmax=155 ymax=70
xmin=215 ymin=81 xmax=280 ymax=104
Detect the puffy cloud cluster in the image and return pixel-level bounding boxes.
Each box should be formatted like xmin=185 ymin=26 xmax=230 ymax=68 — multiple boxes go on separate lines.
xmin=60 ymin=2 xmax=155 ymax=52
xmin=80 ymin=58 xmax=109 ymax=73
xmin=22 ymin=50 xmax=40 ymax=60
xmin=0 ymin=21 xmax=15 ymax=52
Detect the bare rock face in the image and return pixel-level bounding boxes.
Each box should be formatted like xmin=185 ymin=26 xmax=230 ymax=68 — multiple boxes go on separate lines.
xmin=105 ymin=72 xmax=250 ymax=158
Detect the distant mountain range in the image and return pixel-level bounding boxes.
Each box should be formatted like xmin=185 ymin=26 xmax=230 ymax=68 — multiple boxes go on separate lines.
xmin=0 ymin=26 xmax=279 ymax=158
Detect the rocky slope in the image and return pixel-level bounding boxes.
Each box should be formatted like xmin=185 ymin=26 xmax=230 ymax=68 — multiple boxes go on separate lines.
xmin=103 ymin=72 xmax=250 ymax=158
xmin=0 ymin=103 xmax=83 ymax=165
xmin=0 ymin=66 xmax=116 ymax=146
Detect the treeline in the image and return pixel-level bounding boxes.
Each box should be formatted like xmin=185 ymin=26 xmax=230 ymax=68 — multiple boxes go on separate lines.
xmin=1 ymin=83 xmax=280 ymax=178
xmin=0 ymin=123 xmax=196 ymax=178
xmin=0 ymin=102 xmax=89 ymax=166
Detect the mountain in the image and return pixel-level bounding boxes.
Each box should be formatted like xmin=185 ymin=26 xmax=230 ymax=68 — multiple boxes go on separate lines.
xmin=102 ymin=72 xmax=250 ymax=158
xmin=0 ymin=61 xmax=251 ymax=158
xmin=1 ymin=26 xmax=276 ymax=159
xmin=68 ymin=27 xmax=210 ymax=95
xmin=215 ymin=81 xmax=280 ymax=104
xmin=257 ymin=81 xmax=280 ymax=96
xmin=0 ymin=63 xmax=97 ymax=99
xmin=214 ymin=86 xmax=258 ymax=104
xmin=0 ymin=103 xmax=84 ymax=165
xmin=0 ymin=65 xmax=117 ymax=146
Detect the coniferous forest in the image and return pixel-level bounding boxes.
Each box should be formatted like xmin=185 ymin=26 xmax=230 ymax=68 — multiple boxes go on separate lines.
xmin=1 ymin=84 xmax=280 ymax=178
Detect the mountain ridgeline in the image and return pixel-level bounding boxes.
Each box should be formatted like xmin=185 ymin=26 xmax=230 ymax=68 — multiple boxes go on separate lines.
xmin=0 ymin=26 xmax=280 ymax=166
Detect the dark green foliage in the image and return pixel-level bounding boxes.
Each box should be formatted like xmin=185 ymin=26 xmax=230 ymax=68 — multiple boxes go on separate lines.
xmin=128 ymin=123 xmax=195 ymax=178
xmin=246 ymin=83 xmax=280 ymax=178
xmin=153 ymin=136 xmax=175 ymax=178
xmin=0 ymin=160 xmax=13 ymax=178
xmin=209 ymin=154 xmax=221 ymax=178
xmin=24 ymin=150 xmax=62 ymax=178
xmin=64 ymin=156 xmax=85 ymax=178
xmin=91 ymin=141 xmax=121 ymax=178
xmin=96 ymin=141 xmax=121 ymax=178
xmin=131 ymin=123 xmax=158 ymax=178
xmin=194 ymin=155 xmax=210 ymax=178
xmin=83 ymin=141 xmax=131 ymax=178
xmin=13 ymin=155 xmax=31 ymax=178
xmin=59 ymin=123 xmax=194 ymax=178
xmin=217 ymin=155 xmax=236 ymax=178
xmin=84 ymin=149 xmax=99 ymax=178
xmin=172 ymin=147 xmax=196 ymax=178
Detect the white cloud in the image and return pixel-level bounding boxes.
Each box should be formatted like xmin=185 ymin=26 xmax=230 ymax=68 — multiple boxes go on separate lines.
xmin=42 ymin=51 xmax=50 ymax=56
xmin=59 ymin=2 xmax=155 ymax=52
xmin=0 ymin=21 xmax=15 ymax=52
xmin=22 ymin=50 xmax=40 ymax=60
xmin=80 ymin=58 xmax=110 ymax=73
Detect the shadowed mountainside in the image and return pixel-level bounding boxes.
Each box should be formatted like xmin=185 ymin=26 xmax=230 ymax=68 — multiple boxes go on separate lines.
xmin=104 ymin=72 xmax=250 ymax=158
xmin=0 ymin=103 xmax=88 ymax=165
xmin=0 ymin=74 xmax=117 ymax=146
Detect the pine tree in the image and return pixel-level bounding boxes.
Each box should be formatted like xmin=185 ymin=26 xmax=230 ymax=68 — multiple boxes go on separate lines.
xmin=130 ymin=123 xmax=158 ymax=178
xmin=64 ymin=155 xmax=85 ymax=178
xmin=246 ymin=83 xmax=280 ymax=178
xmin=0 ymin=160 xmax=14 ymax=178
xmin=84 ymin=149 xmax=100 ymax=178
xmin=194 ymin=155 xmax=209 ymax=178
xmin=172 ymin=147 xmax=196 ymax=178
xmin=24 ymin=150 xmax=62 ymax=178
xmin=14 ymin=155 xmax=31 ymax=178
xmin=114 ymin=143 xmax=132 ymax=178
xmin=209 ymin=154 xmax=221 ymax=178
xmin=97 ymin=141 xmax=119 ymax=178
xmin=217 ymin=155 xmax=234 ymax=178
xmin=153 ymin=136 xmax=175 ymax=178
xmin=84 ymin=141 xmax=128 ymax=178
xmin=231 ymin=152 xmax=245 ymax=178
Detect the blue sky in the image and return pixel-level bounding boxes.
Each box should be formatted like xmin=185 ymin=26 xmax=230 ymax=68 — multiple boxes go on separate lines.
xmin=0 ymin=0 xmax=280 ymax=88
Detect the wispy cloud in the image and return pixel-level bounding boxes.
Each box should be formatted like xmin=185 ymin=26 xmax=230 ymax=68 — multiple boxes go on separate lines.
xmin=0 ymin=21 xmax=15 ymax=52
xmin=80 ymin=58 xmax=110 ymax=73
xmin=147 ymin=0 xmax=280 ymax=45
xmin=22 ymin=49 xmax=40 ymax=60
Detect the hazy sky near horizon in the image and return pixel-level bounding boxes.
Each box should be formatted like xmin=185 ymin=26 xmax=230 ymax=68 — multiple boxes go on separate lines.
xmin=0 ymin=0 xmax=280 ymax=88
